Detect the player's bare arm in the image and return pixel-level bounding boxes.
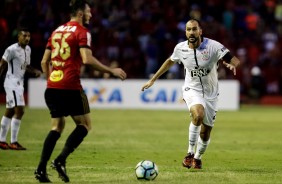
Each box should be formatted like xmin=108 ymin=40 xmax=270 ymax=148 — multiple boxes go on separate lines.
xmin=0 ymin=58 xmax=8 ymax=77
xmin=41 ymin=49 xmax=52 ymax=78
xmin=141 ymin=58 xmax=175 ymax=91
xmin=222 ymin=56 xmax=240 ymax=76
xmin=80 ymin=47 xmax=127 ymax=80
xmin=26 ymin=65 xmax=42 ymax=77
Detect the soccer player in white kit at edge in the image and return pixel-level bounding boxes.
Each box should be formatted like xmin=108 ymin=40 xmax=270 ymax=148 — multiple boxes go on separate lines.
xmin=141 ymin=18 xmax=240 ymax=169
xmin=0 ymin=28 xmax=41 ymax=150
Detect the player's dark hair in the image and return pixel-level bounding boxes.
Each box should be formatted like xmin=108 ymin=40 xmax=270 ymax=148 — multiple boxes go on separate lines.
xmin=188 ymin=18 xmax=202 ymax=28
xmin=17 ymin=27 xmax=30 ymax=35
xmin=69 ymin=0 xmax=90 ymax=17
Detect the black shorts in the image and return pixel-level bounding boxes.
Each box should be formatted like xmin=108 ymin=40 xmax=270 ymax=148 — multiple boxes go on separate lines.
xmin=45 ymin=88 xmax=90 ymax=118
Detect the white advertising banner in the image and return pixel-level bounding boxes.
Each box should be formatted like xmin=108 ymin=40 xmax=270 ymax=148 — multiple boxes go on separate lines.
xmin=28 ymin=79 xmax=239 ymax=110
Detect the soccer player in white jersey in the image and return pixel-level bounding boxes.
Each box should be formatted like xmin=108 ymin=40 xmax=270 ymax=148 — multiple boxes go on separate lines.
xmin=142 ymin=19 xmax=240 ymax=169
xmin=0 ymin=28 xmax=41 ymax=150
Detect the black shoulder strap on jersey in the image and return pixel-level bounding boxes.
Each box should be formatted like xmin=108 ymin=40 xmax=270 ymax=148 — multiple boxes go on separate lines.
xmin=222 ymin=52 xmax=233 ymax=63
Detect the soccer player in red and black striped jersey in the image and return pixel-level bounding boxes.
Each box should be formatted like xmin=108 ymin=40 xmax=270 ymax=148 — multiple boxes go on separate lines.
xmin=34 ymin=0 xmax=126 ymax=182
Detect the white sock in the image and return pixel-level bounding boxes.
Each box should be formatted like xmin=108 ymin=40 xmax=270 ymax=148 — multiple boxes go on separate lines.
xmin=187 ymin=122 xmax=201 ymax=154
xmin=0 ymin=116 xmax=11 ymax=142
xmin=194 ymin=137 xmax=210 ymax=160
xmin=11 ymin=118 xmax=21 ymax=143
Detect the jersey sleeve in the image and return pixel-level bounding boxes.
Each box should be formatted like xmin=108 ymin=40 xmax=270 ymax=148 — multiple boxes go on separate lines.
xmin=46 ymin=36 xmax=52 ymax=50
xmin=2 ymin=47 xmax=12 ymax=62
xmin=78 ymin=30 xmax=91 ymax=49
xmin=214 ymin=41 xmax=230 ymax=60
xmin=26 ymin=46 xmax=31 ymax=65
xmin=170 ymin=44 xmax=181 ymax=64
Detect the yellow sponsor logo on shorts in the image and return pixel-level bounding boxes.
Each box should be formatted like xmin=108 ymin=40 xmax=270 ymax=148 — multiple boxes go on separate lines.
xmin=50 ymin=70 xmax=64 ymax=82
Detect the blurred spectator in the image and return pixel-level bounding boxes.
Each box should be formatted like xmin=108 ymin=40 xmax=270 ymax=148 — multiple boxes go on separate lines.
xmin=262 ymin=27 xmax=278 ymax=52
xmin=166 ymin=63 xmax=181 ymax=79
xmin=144 ymin=38 xmax=158 ymax=78
xmin=222 ymin=1 xmax=235 ymax=32
xmin=249 ymin=66 xmax=266 ymax=100
xmin=245 ymin=10 xmax=260 ymax=38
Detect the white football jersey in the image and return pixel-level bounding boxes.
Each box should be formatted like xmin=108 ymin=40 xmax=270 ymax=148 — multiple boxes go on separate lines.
xmin=2 ymin=43 xmax=31 ymax=89
xmin=170 ymin=37 xmax=229 ymax=100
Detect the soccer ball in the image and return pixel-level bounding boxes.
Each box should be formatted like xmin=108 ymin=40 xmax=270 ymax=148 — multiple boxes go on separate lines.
xmin=135 ymin=160 xmax=158 ymax=180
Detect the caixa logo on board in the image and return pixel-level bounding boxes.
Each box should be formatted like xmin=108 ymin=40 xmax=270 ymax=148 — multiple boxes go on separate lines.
xmin=141 ymin=88 xmax=183 ymax=103
xmin=84 ymin=87 xmax=123 ymax=103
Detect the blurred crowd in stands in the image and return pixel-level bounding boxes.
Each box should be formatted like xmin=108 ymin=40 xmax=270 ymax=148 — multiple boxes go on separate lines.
xmin=1 ymin=0 xmax=282 ymax=101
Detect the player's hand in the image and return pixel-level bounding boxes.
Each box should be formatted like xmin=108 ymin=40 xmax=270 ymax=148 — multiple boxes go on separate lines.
xmin=34 ymin=70 xmax=42 ymax=78
xmin=223 ymin=61 xmax=236 ymax=75
xmin=141 ymin=80 xmax=154 ymax=91
xmin=111 ymin=68 xmax=127 ymax=80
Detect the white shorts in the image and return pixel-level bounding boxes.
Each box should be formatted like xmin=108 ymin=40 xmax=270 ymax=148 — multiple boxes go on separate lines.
xmin=4 ymin=87 xmax=25 ymax=108
xmin=183 ymin=89 xmax=218 ymax=127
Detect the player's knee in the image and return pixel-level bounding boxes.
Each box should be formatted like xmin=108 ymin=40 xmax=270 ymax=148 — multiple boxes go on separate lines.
xmin=4 ymin=109 xmax=14 ymax=118
xmin=13 ymin=107 xmax=25 ymax=119
xmin=192 ymin=114 xmax=204 ymax=125
xmin=52 ymin=127 xmax=64 ymax=133
xmin=16 ymin=111 xmax=24 ymax=119
xmin=81 ymin=123 xmax=91 ymax=131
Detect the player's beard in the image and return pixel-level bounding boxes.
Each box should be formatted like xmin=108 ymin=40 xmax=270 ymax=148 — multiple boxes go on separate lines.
xmin=19 ymin=40 xmax=29 ymax=47
xmin=188 ymin=36 xmax=199 ymax=43
xmin=82 ymin=14 xmax=89 ymax=27
xmin=24 ymin=40 xmax=30 ymax=45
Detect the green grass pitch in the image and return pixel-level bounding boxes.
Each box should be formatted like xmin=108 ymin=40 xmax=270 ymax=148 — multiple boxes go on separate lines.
xmin=0 ymin=105 xmax=282 ymax=183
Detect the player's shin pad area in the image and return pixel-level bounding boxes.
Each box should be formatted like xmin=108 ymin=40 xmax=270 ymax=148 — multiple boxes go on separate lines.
xmin=0 ymin=105 xmax=281 ymax=183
